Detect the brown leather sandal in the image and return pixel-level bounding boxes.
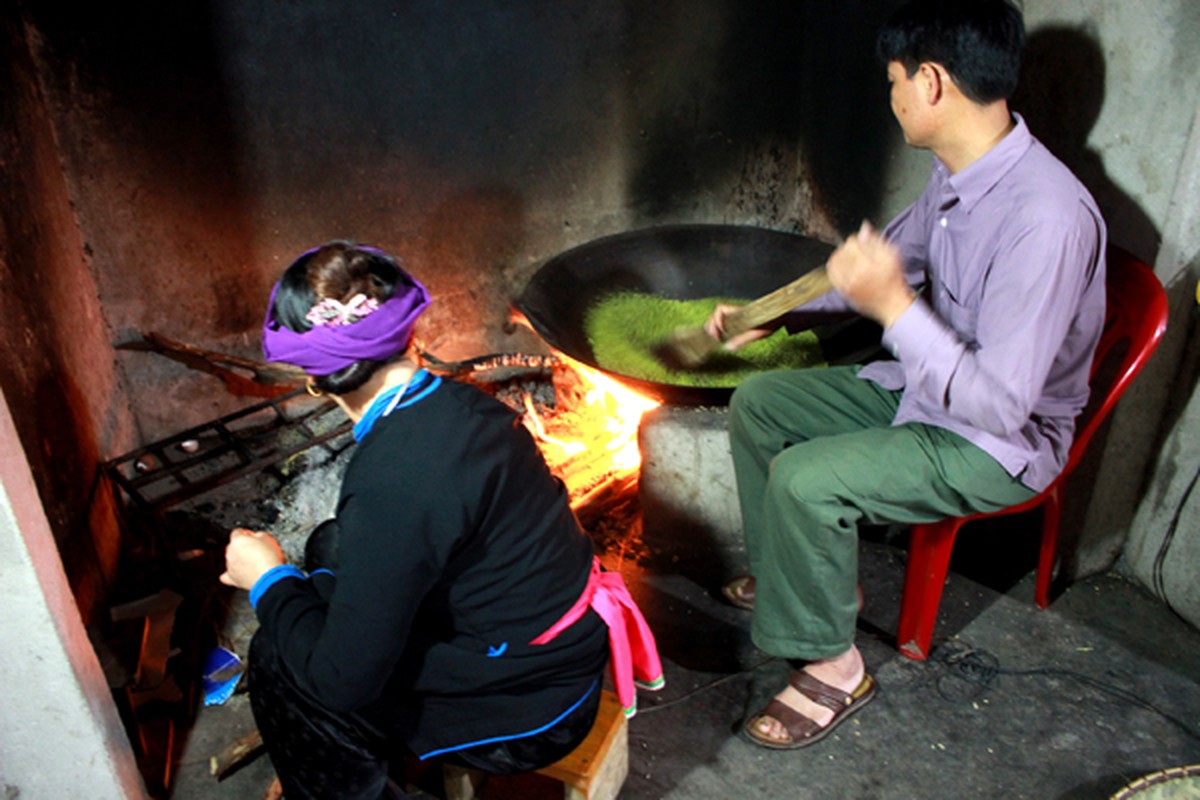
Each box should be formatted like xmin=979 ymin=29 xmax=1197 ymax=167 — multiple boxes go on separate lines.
xmin=744 ymin=671 xmax=877 ymax=750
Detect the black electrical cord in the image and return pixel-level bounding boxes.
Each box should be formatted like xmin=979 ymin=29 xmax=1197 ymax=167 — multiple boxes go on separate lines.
xmin=930 ymin=639 xmax=1200 ymax=741
xmin=632 ymin=618 xmax=900 ymax=717
xmin=635 ymin=656 xmax=776 ymax=716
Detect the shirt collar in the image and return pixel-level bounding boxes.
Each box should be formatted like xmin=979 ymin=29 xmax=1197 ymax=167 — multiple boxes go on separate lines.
xmin=935 ymin=112 xmax=1034 ymax=215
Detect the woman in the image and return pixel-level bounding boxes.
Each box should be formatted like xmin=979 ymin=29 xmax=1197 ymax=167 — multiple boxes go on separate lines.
xmin=222 ymin=241 xmax=661 ymax=799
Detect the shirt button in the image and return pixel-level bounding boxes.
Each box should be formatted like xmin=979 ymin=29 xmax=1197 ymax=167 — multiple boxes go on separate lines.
xmin=940 ymin=218 xmax=948 ymax=228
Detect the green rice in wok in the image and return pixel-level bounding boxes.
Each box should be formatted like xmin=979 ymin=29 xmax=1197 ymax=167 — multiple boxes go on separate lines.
xmin=584 ymin=291 xmax=826 ymax=388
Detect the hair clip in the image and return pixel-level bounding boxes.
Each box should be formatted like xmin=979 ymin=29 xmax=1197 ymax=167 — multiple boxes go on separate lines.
xmin=305 ymin=293 xmax=381 ymax=327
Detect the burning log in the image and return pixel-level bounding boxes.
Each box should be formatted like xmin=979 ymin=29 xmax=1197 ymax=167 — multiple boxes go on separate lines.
xmin=519 ymin=359 xmax=658 ymax=505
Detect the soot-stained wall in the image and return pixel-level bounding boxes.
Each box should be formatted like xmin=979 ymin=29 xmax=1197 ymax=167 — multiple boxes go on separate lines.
xmin=0 ymin=9 xmax=135 ymax=620
xmin=21 ymin=0 xmax=900 ymax=441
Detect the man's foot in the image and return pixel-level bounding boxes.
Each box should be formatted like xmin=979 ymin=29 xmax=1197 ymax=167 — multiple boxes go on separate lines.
xmin=721 ymin=576 xmax=866 ymax=613
xmin=744 ymin=646 xmax=875 ymax=749
xmin=722 ymin=575 xmax=757 ymax=610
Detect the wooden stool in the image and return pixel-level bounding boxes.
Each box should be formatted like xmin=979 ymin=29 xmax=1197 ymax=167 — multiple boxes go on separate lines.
xmin=443 ymin=689 xmax=628 ymax=800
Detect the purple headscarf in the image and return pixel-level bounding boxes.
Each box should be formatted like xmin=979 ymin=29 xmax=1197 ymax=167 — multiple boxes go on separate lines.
xmin=261 ymin=250 xmax=431 ymax=376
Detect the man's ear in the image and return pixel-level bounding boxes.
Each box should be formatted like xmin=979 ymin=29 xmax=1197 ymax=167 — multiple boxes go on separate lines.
xmin=917 ymin=62 xmax=946 ymax=105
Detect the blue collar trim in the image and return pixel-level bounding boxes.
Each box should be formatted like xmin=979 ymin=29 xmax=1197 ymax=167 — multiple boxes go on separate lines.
xmin=352 ymin=369 xmax=441 ymax=441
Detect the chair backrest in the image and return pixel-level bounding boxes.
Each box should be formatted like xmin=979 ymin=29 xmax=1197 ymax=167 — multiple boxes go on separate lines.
xmin=1064 ymin=245 xmax=1168 ymax=474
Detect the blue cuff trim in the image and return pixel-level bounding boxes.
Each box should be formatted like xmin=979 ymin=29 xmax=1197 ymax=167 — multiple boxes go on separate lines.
xmin=418 ymin=678 xmax=599 ymax=761
xmin=249 ymin=565 xmax=305 ymax=609
xmin=308 ymin=568 xmax=336 ymax=579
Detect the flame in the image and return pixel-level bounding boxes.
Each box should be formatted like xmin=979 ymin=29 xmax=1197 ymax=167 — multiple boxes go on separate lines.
xmin=523 ymin=394 xmax=585 ymax=456
xmin=509 ymin=310 xmax=660 ymax=499
xmin=565 ymin=356 xmax=660 ymax=472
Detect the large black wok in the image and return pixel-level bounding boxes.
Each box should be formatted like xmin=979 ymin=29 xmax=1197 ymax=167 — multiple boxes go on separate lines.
xmin=517 ymin=224 xmax=881 ymax=405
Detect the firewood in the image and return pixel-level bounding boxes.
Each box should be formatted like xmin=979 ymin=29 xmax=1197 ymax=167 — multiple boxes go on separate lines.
xmin=117 ymin=332 xmax=304 ymax=396
xmin=210 ymin=728 xmax=265 ymax=779
xmin=110 ymin=589 xmax=184 ymax=690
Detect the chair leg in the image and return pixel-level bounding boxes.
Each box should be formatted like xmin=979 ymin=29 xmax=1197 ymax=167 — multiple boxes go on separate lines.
xmin=1034 ymin=486 xmax=1063 ymax=609
xmin=897 ymin=518 xmax=964 ymax=661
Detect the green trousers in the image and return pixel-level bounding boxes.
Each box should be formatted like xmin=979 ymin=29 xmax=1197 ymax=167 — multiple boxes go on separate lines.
xmin=728 ymin=365 xmax=1036 ymax=660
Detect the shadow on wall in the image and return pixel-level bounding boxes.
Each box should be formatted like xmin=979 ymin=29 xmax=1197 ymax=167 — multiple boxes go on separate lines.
xmin=621 ymin=0 xmax=900 ymax=234
xmin=1012 ymin=24 xmax=1165 ymax=580
xmin=1013 ymin=24 xmax=1161 ymax=264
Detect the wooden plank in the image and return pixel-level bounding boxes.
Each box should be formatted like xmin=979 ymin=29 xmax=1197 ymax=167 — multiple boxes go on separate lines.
xmin=537 ymin=690 xmax=627 ymax=797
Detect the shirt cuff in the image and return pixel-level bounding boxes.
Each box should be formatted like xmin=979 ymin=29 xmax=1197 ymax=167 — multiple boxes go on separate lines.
xmin=881 ymin=296 xmax=940 ymax=361
xmin=249 ymin=564 xmax=305 ymax=609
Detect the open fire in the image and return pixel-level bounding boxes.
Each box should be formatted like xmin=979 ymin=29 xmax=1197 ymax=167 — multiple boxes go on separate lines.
xmin=507 ymin=311 xmax=661 ymax=507
xmin=520 ymin=353 xmax=660 ymax=507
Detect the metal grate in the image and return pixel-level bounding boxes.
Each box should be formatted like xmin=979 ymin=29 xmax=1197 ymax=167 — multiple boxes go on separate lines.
xmin=105 ymin=388 xmax=353 ymax=510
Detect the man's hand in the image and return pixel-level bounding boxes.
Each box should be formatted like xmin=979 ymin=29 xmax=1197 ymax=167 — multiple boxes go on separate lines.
xmin=827 ymin=221 xmax=915 ymax=328
xmin=703 ymin=303 xmax=780 ymax=352
xmin=221 ymin=528 xmax=285 ymax=590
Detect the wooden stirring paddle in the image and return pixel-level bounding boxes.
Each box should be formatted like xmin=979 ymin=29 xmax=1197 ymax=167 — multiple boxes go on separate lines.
xmin=661 ymin=266 xmax=833 ymax=368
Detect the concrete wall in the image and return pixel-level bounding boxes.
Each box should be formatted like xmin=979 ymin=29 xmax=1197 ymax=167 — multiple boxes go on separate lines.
xmin=20 ymin=0 xmax=908 ymax=442
xmin=13 ymin=0 xmax=1200 ymax=597
xmin=1119 ymin=103 xmax=1200 ymax=625
xmin=0 ymin=389 xmax=146 ymax=799
xmin=1018 ymin=0 xmax=1200 ymax=622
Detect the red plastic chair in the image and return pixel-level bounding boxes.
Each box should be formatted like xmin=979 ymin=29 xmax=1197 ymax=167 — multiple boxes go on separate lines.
xmin=895 ymin=245 xmax=1169 ymax=661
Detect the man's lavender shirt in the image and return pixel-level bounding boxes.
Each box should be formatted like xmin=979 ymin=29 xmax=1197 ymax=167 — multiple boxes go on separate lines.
xmin=793 ymin=115 xmax=1106 ymax=491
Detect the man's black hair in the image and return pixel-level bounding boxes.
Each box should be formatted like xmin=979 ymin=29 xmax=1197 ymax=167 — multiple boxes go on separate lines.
xmin=877 ymin=0 xmax=1025 ymax=104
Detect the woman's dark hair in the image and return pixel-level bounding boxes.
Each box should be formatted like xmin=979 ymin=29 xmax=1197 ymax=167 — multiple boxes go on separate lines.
xmin=877 ymin=0 xmax=1025 ymax=104
xmin=273 ymin=241 xmax=405 ymax=395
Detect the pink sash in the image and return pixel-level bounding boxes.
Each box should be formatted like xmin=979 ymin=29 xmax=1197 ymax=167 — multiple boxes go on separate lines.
xmin=531 ymin=557 xmax=664 ymax=717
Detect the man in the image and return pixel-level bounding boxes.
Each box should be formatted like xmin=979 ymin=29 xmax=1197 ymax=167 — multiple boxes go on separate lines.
xmin=706 ymin=0 xmax=1106 ymax=749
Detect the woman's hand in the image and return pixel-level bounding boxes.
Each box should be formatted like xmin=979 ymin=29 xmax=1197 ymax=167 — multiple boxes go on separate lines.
xmin=703 ymin=303 xmax=779 ymax=352
xmin=221 ymin=528 xmax=285 ymax=590
xmin=826 ymin=221 xmax=915 ymax=328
